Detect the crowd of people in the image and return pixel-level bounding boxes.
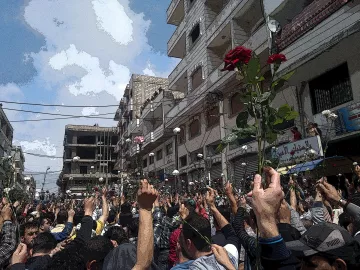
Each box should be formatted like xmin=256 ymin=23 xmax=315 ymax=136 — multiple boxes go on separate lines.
xmin=1 ymin=165 xmax=360 ymax=270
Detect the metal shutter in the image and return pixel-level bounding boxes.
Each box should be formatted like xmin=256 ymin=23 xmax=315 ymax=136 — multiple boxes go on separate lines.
xmin=232 ymin=154 xmax=258 ymax=189
xmin=210 ymin=162 xmax=222 ymax=180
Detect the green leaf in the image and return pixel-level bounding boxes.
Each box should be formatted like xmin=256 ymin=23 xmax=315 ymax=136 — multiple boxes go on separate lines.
xmin=223 ymin=132 xmax=238 ymax=144
xmin=271 ymin=71 xmax=295 ymax=93
xmin=236 ymin=111 xmax=249 ymax=128
xmin=216 ymin=143 xmax=225 ymax=153
xmin=284 ymin=110 xmax=299 ymax=121
xmin=277 ymin=104 xmax=291 ymax=118
xmin=273 ymin=118 xmax=284 ymax=125
xmin=246 ymin=56 xmax=260 ymax=84
xmin=266 ymin=130 xmax=278 ymax=144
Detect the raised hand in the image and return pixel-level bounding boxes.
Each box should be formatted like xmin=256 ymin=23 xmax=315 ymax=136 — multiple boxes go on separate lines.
xmin=11 ymin=243 xmax=27 ymax=265
xmin=212 ymin=244 xmax=236 ymax=270
xmin=84 ymin=197 xmax=95 ymax=216
xmin=316 ymin=178 xmax=341 ymax=204
xmin=179 ymin=203 xmax=189 ymax=220
xmin=137 ymin=180 xmax=158 ymax=211
xmin=1 ymin=204 xmax=13 ymax=221
xmin=205 ymin=188 xmax=216 ymax=208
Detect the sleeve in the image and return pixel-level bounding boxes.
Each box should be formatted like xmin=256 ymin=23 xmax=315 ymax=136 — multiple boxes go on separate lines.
xmin=0 ymin=221 xmax=18 ymax=269
xmin=289 ymin=206 xmax=306 ymax=235
xmin=76 ymin=216 xmax=93 ymax=243
xmin=260 ymin=235 xmax=299 ymax=270
xmin=9 ymin=263 xmax=26 ymax=270
xmin=311 ymin=201 xmax=325 ymax=225
xmin=345 ymin=203 xmax=360 ymax=227
xmin=153 ymin=207 xmax=163 ymax=247
xmin=221 ymin=224 xmax=239 ymax=252
xmin=52 ymin=222 xmax=74 ymax=241
xmin=96 ymin=220 xmax=104 ymax=235
xmin=232 ymin=207 xmax=257 ymax=259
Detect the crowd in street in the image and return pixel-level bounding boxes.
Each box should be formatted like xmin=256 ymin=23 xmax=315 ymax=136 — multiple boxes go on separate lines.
xmin=1 ymin=165 xmax=360 ymax=270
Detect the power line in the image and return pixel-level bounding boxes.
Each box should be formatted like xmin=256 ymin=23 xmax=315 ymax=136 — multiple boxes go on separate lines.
xmin=23 ymin=152 xmax=63 ymax=159
xmin=3 ymin=107 xmax=115 ymax=117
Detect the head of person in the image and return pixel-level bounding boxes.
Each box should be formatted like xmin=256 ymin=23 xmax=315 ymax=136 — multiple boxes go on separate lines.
xmin=104 ymin=226 xmax=129 ymax=248
xmin=167 ymin=205 xmax=180 ymax=219
xmin=120 ymin=202 xmax=131 ymax=214
xmin=179 ymin=213 xmax=211 ymax=260
xmin=213 ymin=206 xmax=230 ymax=231
xmin=184 ymin=199 xmax=196 ymax=214
xmin=107 ymin=209 xmax=117 ymax=224
xmin=39 ymin=217 xmax=52 ymax=232
xmin=83 ymin=236 xmax=113 ymax=270
xmin=56 ymin=210 xmax=68 ymax=225
xmin=287 ymin=223 xmax=360 ymax=270
xmin=103 ymin=243 xmax=137 ymax=270
xmin=128 ymin=218 xmax=139 ymax=239
xmin=28 ymin=232 xmax=57 ymax=257
xmin=20 ymin=221 xmax=39 ymax=245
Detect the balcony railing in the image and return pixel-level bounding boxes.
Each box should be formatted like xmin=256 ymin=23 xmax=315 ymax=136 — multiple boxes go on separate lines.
xmin=168 ymin=17 xmax=187 ymax=55
xmin=276 ymin=0 xmax=349 ymax=51
xmin=168 ymin=57 xmax=187 ymax=87
xmin=167 ymin=0 xmax=182 ymax=23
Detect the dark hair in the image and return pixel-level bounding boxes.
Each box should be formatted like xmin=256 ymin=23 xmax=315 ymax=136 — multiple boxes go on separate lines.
xmin=57 ymin=210 xmax=68 ymax=224
xmin=128 ymin=218 xmax=139 ymax=238
xmin=107 ymin=209 xmax=117 ymax=224
xmin=167 ymin=206 xmax=179 ymax=219
xmin=182 ymin=213 xmax=211 ymax=252
xmin=73 ymin=210 xmax=84 ymax=226
xmin=104 ymin=226 xmax=129 ymax=245
xmin=120 ymin=202 xmax=132 ymax=214
xmin=83 ymin=236 xmax=113 ymax=269
xmin=213 ymin=206 xmax=230 ymax=229
xmin=30 ymin=232 xmax=57 ymax=254
xmin=20 ymin=221 xmax=39 ymax=237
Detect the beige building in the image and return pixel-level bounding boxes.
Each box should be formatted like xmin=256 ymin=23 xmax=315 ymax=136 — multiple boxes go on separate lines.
xmin=0 ymin=104 xmax=14 ymax=188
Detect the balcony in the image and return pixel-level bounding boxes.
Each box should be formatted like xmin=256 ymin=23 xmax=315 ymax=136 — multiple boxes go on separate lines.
xmin=205 ymin=0 xmax=230 ymax=28
xmin=274 ymin=0 xmax=350 ymax=51
xmin=168 ymin=19 xmax=187 ymax=58
xmin=168 ymin=58 xmax=188 ymax=91
xmin=128 ymin=119 xmax=142 ymax=136
xmin=167 ymin=0 xmax=185 ymax=26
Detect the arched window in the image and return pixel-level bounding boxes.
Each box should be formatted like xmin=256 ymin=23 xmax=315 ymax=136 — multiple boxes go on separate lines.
xmin=206 ymin=106 xmax=219 ymax=128
xmin=230 ymin=93 xmax=243 ymax=116
xmin=189 ymin=118 xmax=201 ymax=139
xmin=179 ymin=125 xmax=186 ymax=144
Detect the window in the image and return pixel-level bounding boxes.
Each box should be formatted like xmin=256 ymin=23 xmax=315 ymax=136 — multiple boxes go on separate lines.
xmin=179 ymin=125 xmax=186 ymax=144
xmin=166 ymin=143 xmax=173 ymax=155
xmin=80 ymin=166 xmax=88 ymax=174
xmin=309 ymin=63 xmax=353 ymax=114
xmin=191 ymin=66 xmax=203 ymax=91
xmin=143 ymin=158 xmax=147 ymax=168
xmin=190 ymin=24 xmax=200 ymax=47
xmin=156 ymin=149 xmax=163 ymax=161
xmin=180 ymin=155 xmax=188 ymax=167
xmin=149 ymin=156 xmax=154 ymax=164
xmin=206 ymin=106 xmax=219 ymax=128
xmin=189 ymin=118 xmax=201 ymax=139
xmin=230 ymin=93 xmax=244 ymax=116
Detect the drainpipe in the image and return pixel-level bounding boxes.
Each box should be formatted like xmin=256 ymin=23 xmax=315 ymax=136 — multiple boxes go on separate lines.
xmin=296 ymin=82 xmax=307 ymax=137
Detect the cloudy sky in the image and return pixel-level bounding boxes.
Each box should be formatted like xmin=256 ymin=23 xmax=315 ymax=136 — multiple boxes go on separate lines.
xmin=0 ymin=0 xmax=177 ymax=192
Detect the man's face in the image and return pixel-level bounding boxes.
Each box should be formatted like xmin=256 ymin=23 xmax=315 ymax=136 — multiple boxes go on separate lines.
xmin=42 ymin=219 xmax=51 ymax=232
xmin=23 ymin=227 xmax=39 ymax=245
xmin=301 ymin=255 xmax=344 ymax=270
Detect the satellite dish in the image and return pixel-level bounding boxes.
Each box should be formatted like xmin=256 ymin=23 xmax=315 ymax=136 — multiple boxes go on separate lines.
xmin=268 ymin=19 xmax=281 ymax=33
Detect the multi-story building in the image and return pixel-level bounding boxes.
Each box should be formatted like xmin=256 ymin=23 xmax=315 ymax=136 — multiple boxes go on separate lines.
xmin=265 ymin=0 xmax=360 ymax=173
xmin=24 ymin=175 xmax=36 ymax=200
xmin=0 ymin=104 xmax=14 ymax=187
xmin=57 ymin=125 xmax=118 ymax=195
xmin=11 ymin=146 xmax=25 ymax=189
xmin=113 ymin=75 xmax=169 ymax=172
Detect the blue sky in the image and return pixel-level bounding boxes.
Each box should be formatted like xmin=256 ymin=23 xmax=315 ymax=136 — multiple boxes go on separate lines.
xmin=0 ymin=0 xmax=177 ymax=191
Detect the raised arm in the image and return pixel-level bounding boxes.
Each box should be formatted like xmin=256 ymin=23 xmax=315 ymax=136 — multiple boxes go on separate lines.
xmin=98 ymin=187 xmax=109 ymax=224
xmin=0 ymin=205 xmax=17 ymax=268
xmin=133 ymin=180 xmax=158 ymax=270
xmin=224 ymin=182 xmax=238 ymax=216
xmin=52 ymin=208 xmax=75 ymax=241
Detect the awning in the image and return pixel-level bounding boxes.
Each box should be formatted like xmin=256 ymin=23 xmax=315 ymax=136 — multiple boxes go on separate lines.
xmin=286 ymin=156 xmax=353 ymax=175
xmin=277 ymin=165 xmax=295 ymax=175
xmin=287 ymin=160 xmax=323 ymax=174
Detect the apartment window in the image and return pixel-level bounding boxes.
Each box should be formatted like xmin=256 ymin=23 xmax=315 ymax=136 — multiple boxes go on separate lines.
xmin=80 ymin=166 xmax=88 ymax=174
xmin=180 ymin=155 xmax=188 ymax=167
xmin=179 ymin=125 xmax=186 ymax=144
xmin=189 ymin=24 xmax=201 ymax=47
xmin=191 ymin=66 xmax=203 ymax=90
xmin=156 ymin=149 xmax=163 ymax=161
xmin=143 ymin=158 xmax=147 ymax=168
xmin=149 ymin=156 xmax=154 ymax=165
xmin=189 ymin=118 xmax=201 ymax=139
xmin=166 ymin=143 xmax=173 ymax=155
xmin=309 ymin=63 xmax=353 ymax=114
xmin=206 ymin=106 xmax=219 ymax=128
xmin=230 ymin=93 xmax=244 ymax=116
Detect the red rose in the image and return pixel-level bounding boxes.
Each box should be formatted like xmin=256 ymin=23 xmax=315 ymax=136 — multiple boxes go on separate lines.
xmin=221 ymin=46 xmax=252 ymax=71
xmin=93 ymin=187 xmax=99 ymax=192
xmin=267 ymin=54 xmax=287 ymax=64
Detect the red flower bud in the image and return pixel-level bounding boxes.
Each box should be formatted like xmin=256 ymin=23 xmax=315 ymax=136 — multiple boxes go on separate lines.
xmin=267 ymin=54 xmax=287 ymax=64
xmin=221 ymin=46 xmax=252 ymax=71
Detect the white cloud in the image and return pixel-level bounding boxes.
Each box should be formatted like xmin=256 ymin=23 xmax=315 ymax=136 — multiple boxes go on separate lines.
xmin=16 ymin=138 xmax=57 ymax=156
xmin=82 ymin=107 xmax=100 ymax=116
xmin=92 ymin=0 xmax=133 ymax=45
xmin=143 ymin=67 xmax=156 ymax=76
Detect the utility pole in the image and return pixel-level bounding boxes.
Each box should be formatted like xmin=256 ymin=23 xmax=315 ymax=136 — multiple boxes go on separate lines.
xmin=219 ymin=99 xmax=227 ymax=187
